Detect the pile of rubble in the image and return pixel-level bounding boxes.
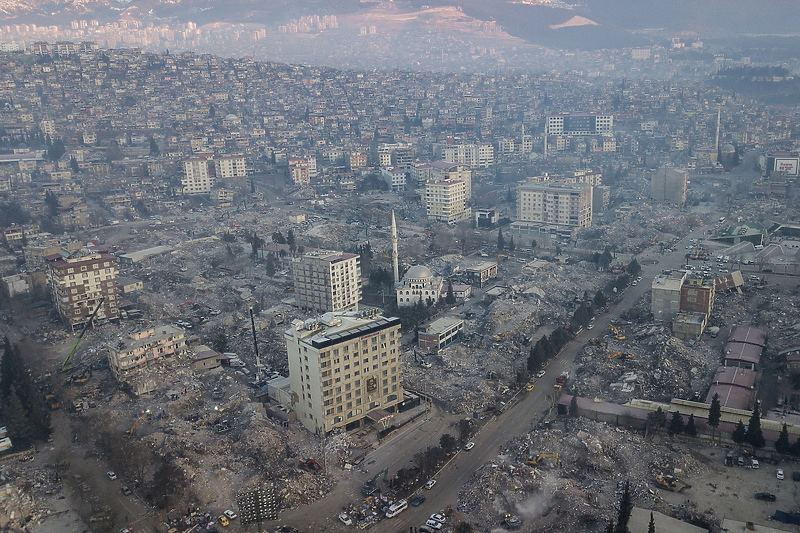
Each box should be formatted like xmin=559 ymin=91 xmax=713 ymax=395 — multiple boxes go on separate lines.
xmin=456 ymin=419 xmax=720 ymax=532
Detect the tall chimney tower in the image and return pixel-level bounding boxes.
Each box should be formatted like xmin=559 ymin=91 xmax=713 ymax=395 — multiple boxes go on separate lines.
xmin=391 ymin=210 xmax=400 ymax=284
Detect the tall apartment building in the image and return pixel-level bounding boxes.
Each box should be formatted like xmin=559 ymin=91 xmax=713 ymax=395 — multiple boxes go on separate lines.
xmin=433 ymin=143 xmax=494 ymax=168
xmin=293 ymin=250 xmax=361 ymax=313
xmin=288 ymin=157 xmax=310 ymax=185
xmin=516 ymin=180 xmax=593 ymax=228
xmin=45 ymin=247 xmax=120 ymax=329
xmin=108 ymin=325 xmax=187 ymax=382
xmin=650 ymin=270 xmax=688 ymax=322
xmin=650 ymin=168 xmax=688 ymax=204
xmin=285 ymin=312 xmax=403 ymax=434
xmin=546 ymin=113 xmax=614 ymax=136
xmin=425 ymin=177 xmax=471 ymax=225
xmin=346 ymin=151 xmax=367 ymax=170
xmin=377 ymin=143 xmax=414 ymax=170
xmin=181 ymin=156 xmax=214 ymax=195
xmin=214 ymin=155 xmax=247 ymax=178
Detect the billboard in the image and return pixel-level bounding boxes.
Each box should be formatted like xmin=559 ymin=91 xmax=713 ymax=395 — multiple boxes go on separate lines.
xmin=774 ymin=157 xmax=799 ymax=176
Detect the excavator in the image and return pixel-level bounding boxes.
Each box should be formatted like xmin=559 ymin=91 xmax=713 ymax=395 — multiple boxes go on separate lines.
xmin=61 ymin=298 xmax=105 ymax=372
xmin=606 ymin=352 xmax=634 ymax=361
xmin=361 ymin=468 xmax=388 ymax=495
xmin=525 ymin=453 xmax=560 ymax=467
xmin=607 ymin=324 xmax=627 ymax=341
xmin=128 ymin=415 xmax=148 ymax=437
xmin=654 ymin=473 xmax=691 ymax=492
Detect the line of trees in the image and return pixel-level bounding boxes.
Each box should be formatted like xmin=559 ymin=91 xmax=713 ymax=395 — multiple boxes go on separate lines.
xmin=0 ymin=338 xmax=52 ymax=447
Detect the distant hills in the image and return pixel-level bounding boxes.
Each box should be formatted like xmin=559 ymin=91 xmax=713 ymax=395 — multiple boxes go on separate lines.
xmin=1 ymin=0 xmax=799 ymax=51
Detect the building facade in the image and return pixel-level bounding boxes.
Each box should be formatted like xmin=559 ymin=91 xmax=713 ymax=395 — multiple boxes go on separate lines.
xmin=425 ymin=178 xmax=471 ymax=224
xmin=546 ymin=113 xmax=613 ymax=136
xmin=650 ymin=168 xmax=688 ymax=204
xmin=214 ymin=154 xmax=247 ymax=178
xmin=516 ymin=180 xmax=593 ymax=228
xmin=292 ymin=250 xmax=361 ymax=313
xmin=181 ymin=156 xmax=214 ymax=195
xmin=108 ymin=325 xmax=187 ymax=380
xmin=285 ymin=312 xmax=403 ymax=434
xmin=45 ymin=247 xmax=120 ymax=328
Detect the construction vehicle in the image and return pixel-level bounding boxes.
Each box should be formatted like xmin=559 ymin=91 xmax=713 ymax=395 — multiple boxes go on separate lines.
xmin=361 ymin=468 xmax=388 ymax=495
xmin=502 ymin=514 xmax=522 ymax=529
xmin=525 ymin=453 xmax=560 ymax=467
xmin=44 ymin=393 xmax=61 ymax=410
xmin=70 ymin=366 xmax=93 ymax=385
xmin=654 ymin=473 xmax=692 ymax=492
xmin=128 ymin=415 xmax=149 ymax=437
xmin=62 ymin=298 xmax=105 ymax=372
xmin=606 ymin=352 xmax=635 ymax=361
xmin=607 ymin=324 xmax=627 ymax=341
xmin=299 ymin=459 xmax=323 ymax=472
xmin=493 ymin=331 xmax=512 ymax=342
xmin=589 ymin=338 xmax=608 ymax=348
xmin=554 ymin=372 xmax=569 ymax=392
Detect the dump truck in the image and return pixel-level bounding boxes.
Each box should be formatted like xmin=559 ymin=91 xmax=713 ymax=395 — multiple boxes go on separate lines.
xmin=554 ymin=372 xmax=569 ymax=391
xmin=654 ymin=473 xmax=691 ymax=492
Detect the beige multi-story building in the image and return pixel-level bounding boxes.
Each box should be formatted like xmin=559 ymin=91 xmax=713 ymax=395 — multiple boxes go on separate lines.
xmin=516 ymin=180 xmax=593 ymax=228
xmin=108 ymin=325 xmax=187 ymax=380
xmin=44 ymin=247 xmax=120 ymax=329
xmin=546 ymin=113 xmax=613 ymax=136
xmin=181 ymin=156 xmax=214 ymax=195
xmin=293 ymin=250 xmax=361 ymax=313
xmin=214 ymin=154 xmax=247 ymax=178
xmin=285 ymin=312 xmax=403 ymax=434
xmin=289 ymin=157 xmax=311 ymax=185
xmin=425 ymin=177 xmax=471 ymax=225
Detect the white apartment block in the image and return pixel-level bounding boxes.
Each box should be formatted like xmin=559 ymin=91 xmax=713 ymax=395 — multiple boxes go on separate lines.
xmin=425 ymin=178 xmax=471 ymax=225
xmin=517 ymin=180 xmax=593 ymax=228
xmin=434 ymin=143 xmax=494 ymax=168
xmin=293 ymin=250 xmax=361 ymax=313
xmin=181 ymin=156 xmax=214 ymax=195
xmin=546 ymin=113 xmax=614 ymax=136
xmin=380 ymin=167 xmax=407 ymax=192
xmin=285 ymin=312 xmax=403 ymax=434
xmin=214 ymin=155 xmax=247 ymax=178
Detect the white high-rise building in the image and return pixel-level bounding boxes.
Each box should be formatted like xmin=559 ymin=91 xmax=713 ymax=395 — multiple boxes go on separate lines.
xmin=214 ymin=155 xmax=247 ymax=178
xmin=425 ymin=177 xmax=471 ymax=225
xmin=292 ymin=250 xmax=361 ymax=313
xmin=181 ymin=156 xmax=214 ymax=195
xmin=285 ymin=312 xmax=403 ymax=434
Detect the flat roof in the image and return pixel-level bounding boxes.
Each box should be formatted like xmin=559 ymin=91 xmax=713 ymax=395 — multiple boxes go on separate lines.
xmin=423 ymin=317 xmax=463 ymax=334
xmin=119 ymin=245 xmax=174 ymax=263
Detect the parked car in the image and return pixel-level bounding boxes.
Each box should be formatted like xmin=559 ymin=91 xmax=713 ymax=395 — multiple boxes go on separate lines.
xmin=107 ymin=471 xmax=117 ymax=480
xmin=536 ymin=370 xmax=546 ymax=378
xmin=425 ymin=519 xmax=443 ymax=530
xmin=338 ymin=513 xmax=352 ymax=526
xmin=218 ymin=515 xmax=230 ymax=527
xmin=464 ymin=442 xmax=475 ymax=450
xmin=424 ymin=479 xmax=437 ymax=489
xmin=777 ymin=469 xmax=785 ymax=480
xmin=120 ymin=485 xmax=132 ymax=496
xmin=223 ymin=510 xmax=237 ymax=520
xmin=430 ymin=513 xmax=446 ymax=523
xmin=755 ymin=492 xmax=777 ymax=502
xmin=410 ymin=495 xmax=426 ymax=507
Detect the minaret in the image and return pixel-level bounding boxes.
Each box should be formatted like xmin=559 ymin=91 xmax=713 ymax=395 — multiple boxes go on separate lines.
xmin=715 ymin=106 xmax=721 ymax=152
xmin=391 ymin=210 xmax=400 ymax=284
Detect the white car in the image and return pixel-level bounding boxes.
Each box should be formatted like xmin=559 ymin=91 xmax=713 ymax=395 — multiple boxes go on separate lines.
xmin=107 ymin=471 xmax=117 ymax=480
xmin=424 ymin=479 xmax=437 ymax=490
xmin=430 ymin=513 xmax=446 ymax=523
xmin=464 ymin=442 xmax=475 ymax=451
xmin=223 ymin=510 xmax=237 ymax=520
xmin=425 ymin=519 xmax=443 ymax=530
xmin=536 ymin=370 xmax=546 ymax=378
xmin=777 ymin=469 xmax=785 ymax=480
xmin=339 ymin=513 xmax=353 ymax=525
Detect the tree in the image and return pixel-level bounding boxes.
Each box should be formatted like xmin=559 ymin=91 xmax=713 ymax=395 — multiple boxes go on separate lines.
xmin=668 ymin=411 xmax=684 ymax=436
xmin=776 ymin=423 xmax=790 ymax=455
xmin=745 ymin=401 xmax=766 ymax=450
xmin=568 ymin=395 xmax=579 ymax=418
xmin=148 ymin=136 xmax=160 ymax=157
xmin=287 ymin=229 xmax=296 ymax=247
xmin=626 ymin=258 xmax=641 ymax=277
xmin=439 ymin=433 xmax=457 ymax=455
xmin=708 ymin=393 xmax=721 ymax=440
xmin=732 ymin=420 xmax=746 ymax=444
xmin=614 ymin=481 xmax=633 ymax=533
xmin=648 ymin=512 xmax=655 ymax=533
xmin=497 ymin=227 xmax=505 ymax=250
xmin=508 ymin=235 xmax=515 ymax=251
xmin=44 ymin=190 xmax=60 ymax=217
xmin=212 ymin=332 xmax=228 ymax=353
xmin=265 ymin=252 xmax=276 ymax=277
xmin=47 ymin=138 xmax=65 ymax=161
xmin=647 ymin=406 xmax=667 ymax=431
xmin=272 ymin=231 xmax=286 ymax=244
xmin=531 ymin=239 xmax=537 ymax=250
xmin=684 ymin=413 xmax=697 ymax=436
xmin=593 ymin=290 xmax=607 ymax=309
xmin=445 ymin=279 xmax=456 ymax=304
xmin=791 ymin=435 xmax=800 ymax=457
xmin=3 ymin=386 xmax=35 ymax=444
xmin=220 ymin=232 xmax=236 ymax=243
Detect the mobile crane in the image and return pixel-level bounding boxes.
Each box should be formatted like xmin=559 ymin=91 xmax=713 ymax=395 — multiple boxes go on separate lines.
xmin=61 ymin=298 xmax=105 ymax=372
